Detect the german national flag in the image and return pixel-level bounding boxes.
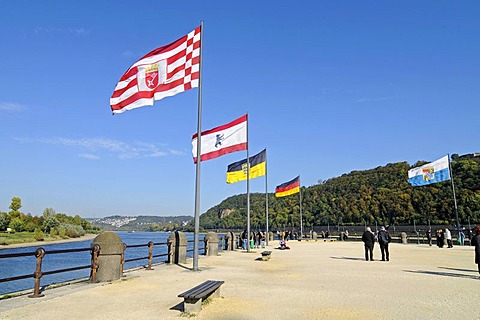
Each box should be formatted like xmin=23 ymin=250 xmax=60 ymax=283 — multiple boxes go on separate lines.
xmin=226 ymin=149 xmax=266 ymax=184
xmin=275 ymin=176 xmax=300 ymax=197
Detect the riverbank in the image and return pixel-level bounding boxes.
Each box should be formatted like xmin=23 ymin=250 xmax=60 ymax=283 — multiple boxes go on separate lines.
xmin=1 ymin=240 xmax=479 ymax=319
xmin=0 ymin=234 xmax=97 ymax=250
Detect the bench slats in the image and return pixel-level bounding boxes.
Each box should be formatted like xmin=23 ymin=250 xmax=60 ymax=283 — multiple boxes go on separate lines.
xmin=178 ymin=280 xmax=224 ymax=299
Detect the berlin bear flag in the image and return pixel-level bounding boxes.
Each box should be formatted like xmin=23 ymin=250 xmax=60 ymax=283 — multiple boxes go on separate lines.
xmin=191 ymin=114 xmax=248 ymax=163
xmin=407 ymin=155 xmax=451 ymax=186
xmin=110 ymin=26 xmax=201 ymax=114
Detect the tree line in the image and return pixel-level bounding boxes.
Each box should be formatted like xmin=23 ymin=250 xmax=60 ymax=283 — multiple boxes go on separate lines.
xmin=196 ymin=154 xmax=480 ymax=230
xmin=0 ymin=197 xmax=100 ymax=240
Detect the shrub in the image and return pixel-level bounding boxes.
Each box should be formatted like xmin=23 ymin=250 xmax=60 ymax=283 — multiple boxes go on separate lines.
xmin=34 ymin=228 xmax=45 ymax=241
xmin=58 ymin=227 xmax=67 ymax=239
xmin=50 ymin=227 xmax=58 ymax=237
xmin=65 ymin=228 xmax=79 ymax=238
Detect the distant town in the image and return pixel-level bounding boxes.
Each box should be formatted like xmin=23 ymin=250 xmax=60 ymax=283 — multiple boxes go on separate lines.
xmin=88 ymin=215 xmax=193 ymax=232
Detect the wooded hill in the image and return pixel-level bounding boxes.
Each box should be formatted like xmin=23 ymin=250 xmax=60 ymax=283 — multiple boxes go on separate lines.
xmin=196 ymin=154 xmax=480 ymax=230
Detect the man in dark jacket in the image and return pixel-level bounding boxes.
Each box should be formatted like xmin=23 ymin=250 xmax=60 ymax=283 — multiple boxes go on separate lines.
xmin=378 ymin=226 xmax=392 ymax=261
xmin=471 ymin=226 xmax=480 ymax=276
xmin=362 ymin=227 xmax=376 ymax=261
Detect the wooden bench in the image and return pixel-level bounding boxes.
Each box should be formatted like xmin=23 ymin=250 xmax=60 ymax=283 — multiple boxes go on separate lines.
xmin=178 ymin=280 xmax=224 ymax=313
xmin=261 ymin=250 xmax=272 ymax=261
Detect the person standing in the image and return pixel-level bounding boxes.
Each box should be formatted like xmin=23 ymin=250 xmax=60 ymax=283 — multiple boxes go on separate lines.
xmin=436 ymin=229 xmax=444 ymax=248
xmin=362 ymin=227 xmax=376 ymax=261
xmin=378 ymin=226 xmax=392 ymax=261
xmin=445 ymin=227 xmax=453 ymax=248
xmin=471 ymin=226 xmax=480 ymax=276
xmin=426 ymin=228 xmax=432 ymax=246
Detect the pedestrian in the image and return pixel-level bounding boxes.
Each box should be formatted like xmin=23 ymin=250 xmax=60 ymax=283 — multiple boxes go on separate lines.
xmin=362 ymin=227 xmax=376 ymax=261
xmin=255 ymin=231 xmax=261 ymax=248
xmin=378 ymin=226 xmax=392 ymax=261
xmin=445 ymin=227 xmax=453 ymax=248
xmin=460 ymin=231 xmax=465 ymax=246
xmin=241 ymin=230 xmax=248 ymax=250
xmin=426 ymin=228 xmax=432 ymax=246
xmin=436 ymin=229 xmax=444 ymax=248
xmin=471 ymin=226 xmax=480 ymax=277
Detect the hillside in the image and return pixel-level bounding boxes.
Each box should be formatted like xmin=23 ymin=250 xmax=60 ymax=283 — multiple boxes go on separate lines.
xmin=197 ymin=154 xmax=480 ymax=230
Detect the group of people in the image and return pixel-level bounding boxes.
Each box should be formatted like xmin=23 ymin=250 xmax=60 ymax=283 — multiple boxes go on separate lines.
xmin=239 ymin=230 xmax=266 ymax=250
xmin=430 ymin=227 xmax=454 ymax=248
xmin=362 ymin=226 xmax=392 ymax=261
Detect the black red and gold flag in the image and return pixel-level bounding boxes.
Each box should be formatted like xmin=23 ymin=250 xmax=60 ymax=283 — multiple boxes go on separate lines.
xmin=275 ymin=176 xmax=300 ymax=197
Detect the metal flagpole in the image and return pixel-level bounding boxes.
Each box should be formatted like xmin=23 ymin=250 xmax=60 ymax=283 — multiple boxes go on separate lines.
xmin=299 ymin=177 xmax=303 ymax=239
xmin=448 ymin=154 xmax=461 ymax=237
xmin=193 ymin=21 xmax=204 ymax=271
xmin=246 ymin=113 xmax=251 ymax=252
xmin=265 ymin=149 xmax=269 ymax=246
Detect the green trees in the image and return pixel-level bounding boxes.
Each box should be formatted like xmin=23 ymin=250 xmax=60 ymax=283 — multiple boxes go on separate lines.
xmin=0 ymin=197 xmax=98 ymax=239
xmin=197 ymin=156 xmax=480 ymax=230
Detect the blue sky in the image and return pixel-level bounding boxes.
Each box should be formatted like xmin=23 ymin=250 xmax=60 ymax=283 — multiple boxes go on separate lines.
xmin=1 ymin=1 xmax=479 ymax=218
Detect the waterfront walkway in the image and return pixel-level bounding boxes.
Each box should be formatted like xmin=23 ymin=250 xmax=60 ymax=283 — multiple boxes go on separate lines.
xmin=1 ymin=240 xmax=478 ymax=319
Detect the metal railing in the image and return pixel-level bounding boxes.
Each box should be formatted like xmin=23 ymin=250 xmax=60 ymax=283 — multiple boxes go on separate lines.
xmin=0 ymin=245 xmax=98 ymax=298
xmin=0 ymin=241 xmax=171 ymax=297
xmin=1 ymin=235 xmax=224 ymax=297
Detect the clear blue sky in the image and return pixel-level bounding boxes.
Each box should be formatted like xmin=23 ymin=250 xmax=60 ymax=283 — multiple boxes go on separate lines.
xmin=1 ymin=1 xmax=479 ymax=218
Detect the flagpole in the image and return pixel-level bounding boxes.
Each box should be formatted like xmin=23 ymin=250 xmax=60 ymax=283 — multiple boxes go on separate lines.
xmin=193 ymin=21 xmax=204 ymax=271
xmin=265 ymin=149 xmax=269 ymax=246
xmin=246 ymin=113 xmax=251 ymax=252
xmin=448 ymin=154 xmax=461 ymax=237
xmin=299 ymin=176 xmax=303 ymax=239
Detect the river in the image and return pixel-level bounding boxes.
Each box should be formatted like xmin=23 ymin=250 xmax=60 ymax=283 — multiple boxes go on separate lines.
xmin=0 ymin=232 xmax=210 ymax=295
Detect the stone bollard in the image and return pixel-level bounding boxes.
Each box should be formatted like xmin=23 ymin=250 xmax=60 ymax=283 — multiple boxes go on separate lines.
xmin=269 ymin=232 xmax=274 ymax=242
xmin=312 ymin=231 xmax=318 ymax=241
xmin=204 ymin=232 xmax=219 ymax=256
xmin=400 ymin=232 xmax=408 ymax=244
xmin=92 ymin=231 xmax=124 ymax=282
xmin=167 ymin=231 xmax=187 ymax=264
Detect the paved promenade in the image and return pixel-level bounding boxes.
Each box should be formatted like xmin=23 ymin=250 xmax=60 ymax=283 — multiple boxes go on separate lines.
xmin=1 ymin=240 xmax=478 ymax=320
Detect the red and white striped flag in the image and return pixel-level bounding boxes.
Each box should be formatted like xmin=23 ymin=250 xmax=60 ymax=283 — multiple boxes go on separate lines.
xmin=110 ymin=26 xmax=201 ymax=114
xmin=192 ymin=115 xmax=248 ymax=163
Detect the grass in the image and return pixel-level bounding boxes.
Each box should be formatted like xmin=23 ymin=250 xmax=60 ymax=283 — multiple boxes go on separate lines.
xmin=0 ymin=232 xmax=61 ymax=245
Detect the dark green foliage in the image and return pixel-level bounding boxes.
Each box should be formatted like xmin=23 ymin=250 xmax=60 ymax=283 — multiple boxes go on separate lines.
xmin=197 ymin=157 xmax=480 ymax=230
xmin=34 ymin=228 xmax=45 ymax=241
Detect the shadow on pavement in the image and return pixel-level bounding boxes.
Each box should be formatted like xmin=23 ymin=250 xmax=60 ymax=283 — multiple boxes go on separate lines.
xmin=404 ymin=269 xmax=480 ymax=280
xmin=330 ymin=256 xmax=365 ymax=261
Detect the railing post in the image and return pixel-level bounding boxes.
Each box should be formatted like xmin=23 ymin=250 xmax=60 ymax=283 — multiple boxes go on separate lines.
xmin=90 ymin=244 xmax=100 ymax=283
xmin=146 ymin=241 xmax=154 ymax=270
xmin=29 ymin=247 xmax=45 ymax=298
xmin=120 ymin=243 xmax=127 ymax=276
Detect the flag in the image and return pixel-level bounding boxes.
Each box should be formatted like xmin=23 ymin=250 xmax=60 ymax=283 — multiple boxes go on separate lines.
xmin=192 ymin=114 xmax=247 ymax=163
xmin=408 ymin=155 xmax=451 ymax=186
xmin=226 ymin=149 xmax=266 ymax=184
xmin=275 ymin=176 xmax=300 ymax=197
xmin=110 ymin=26 xmax=201 ymax=114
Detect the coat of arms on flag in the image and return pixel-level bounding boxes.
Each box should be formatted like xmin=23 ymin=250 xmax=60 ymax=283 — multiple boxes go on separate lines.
xmin=422 ymin=167 xmax=435 ymax=181
xmin=137 ymin=61 xmax=167 ymax=92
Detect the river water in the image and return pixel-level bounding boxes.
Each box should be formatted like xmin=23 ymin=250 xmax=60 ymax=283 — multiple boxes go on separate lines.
xmin=0 ymin=232 xmax=210 ymax=295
